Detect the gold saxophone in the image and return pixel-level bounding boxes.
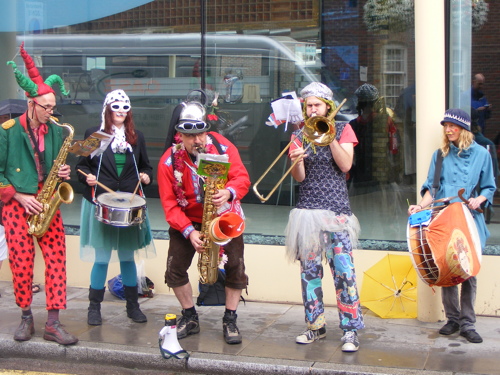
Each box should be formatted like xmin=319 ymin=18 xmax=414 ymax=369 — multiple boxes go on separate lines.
xmin=197 ymin=175 xmax=224 ymax=285
xmin=27 ymin=117 xmax=75 ymax=237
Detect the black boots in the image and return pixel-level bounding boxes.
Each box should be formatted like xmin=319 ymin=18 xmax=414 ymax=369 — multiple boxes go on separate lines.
xmin=124 ymin=285 xmax=147 ymax=323
xmin=88 ymin=287 xmax=105 ymax=326
xmin=88 ymin=285 xmax=147 ymax=324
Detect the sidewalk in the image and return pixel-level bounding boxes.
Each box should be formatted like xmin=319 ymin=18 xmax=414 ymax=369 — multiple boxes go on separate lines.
xmin=0 ymin=281 xmax=498 ymax=375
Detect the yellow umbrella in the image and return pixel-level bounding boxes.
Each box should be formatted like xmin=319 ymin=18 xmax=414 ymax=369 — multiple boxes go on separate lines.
xmin=360 ymin=253 xmax=417 ymax=319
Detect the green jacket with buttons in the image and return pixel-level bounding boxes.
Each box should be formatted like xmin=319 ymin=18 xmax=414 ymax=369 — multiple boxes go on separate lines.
xmin=0 ymin=113 xmax=63 ymax=203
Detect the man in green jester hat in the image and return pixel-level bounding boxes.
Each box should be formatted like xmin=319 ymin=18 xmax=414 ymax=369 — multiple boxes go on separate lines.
xmin=0 ymin=43 xmax=78 ymax=345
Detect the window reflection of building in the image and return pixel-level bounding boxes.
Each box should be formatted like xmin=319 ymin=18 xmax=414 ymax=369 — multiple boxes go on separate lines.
xmin=349 ymin=89 xmax=403 ymax=189
xmin=382 ymin=44 xmax=407 ymax=109
xmin=3 ymin=0 xmax=497 ymax=247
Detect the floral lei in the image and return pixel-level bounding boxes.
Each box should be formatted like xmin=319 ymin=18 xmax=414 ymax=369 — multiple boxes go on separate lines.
xmin=172 ymin=134 xmax=215 ymax=208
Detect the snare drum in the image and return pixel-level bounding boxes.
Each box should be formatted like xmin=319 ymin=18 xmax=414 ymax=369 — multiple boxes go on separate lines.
xmin=95 ymin=192 xmax=146 ymax=227
xmin=407 ymin=202 xmax=482 ymax=287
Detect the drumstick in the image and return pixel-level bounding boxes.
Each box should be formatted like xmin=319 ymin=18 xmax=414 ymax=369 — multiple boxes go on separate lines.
xmin=129 ymin=180 xmax=141 ymax=203
xmin=77 ymin=169 xmax=118 ymax=196
xmin=458 ymin=187 xmax=483 ymax=213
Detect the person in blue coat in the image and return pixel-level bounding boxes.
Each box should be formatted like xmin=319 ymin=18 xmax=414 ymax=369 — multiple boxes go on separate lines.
xmin=408 ymin=108 xmax=496 ymax=344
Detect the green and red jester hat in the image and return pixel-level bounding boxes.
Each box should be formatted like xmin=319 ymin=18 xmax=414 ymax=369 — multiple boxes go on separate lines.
xmin=7 ymin=42 xmax=69 ymax=98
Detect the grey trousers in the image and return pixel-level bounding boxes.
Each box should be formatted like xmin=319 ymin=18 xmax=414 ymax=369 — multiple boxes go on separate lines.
xmin=441 ymin=276 xmax=477 ymax=332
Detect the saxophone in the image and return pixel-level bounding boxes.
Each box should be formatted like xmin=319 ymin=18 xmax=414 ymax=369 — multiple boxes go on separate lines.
xmin=197 ymin=175 xmax=224 ymax=285
xmin=27 ymin=117 xmax=75 ymax=237
xmin=196 ymin=151 xmax=245 ymax=285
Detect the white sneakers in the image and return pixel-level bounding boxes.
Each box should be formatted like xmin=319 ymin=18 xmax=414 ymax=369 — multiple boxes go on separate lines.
xmin=295 ymin=327 xmax=359 ymax=352
xmin=341 ymin=330 xmax=359 ymax=352
xmin=295 ymin=326 xmax=327 ymax=344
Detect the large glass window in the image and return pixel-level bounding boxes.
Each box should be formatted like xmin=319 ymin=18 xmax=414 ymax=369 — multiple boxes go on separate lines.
xmin=1 ymin=0 xmax=498 ymax=248
xmin=449 ymin=0 xmax=499 ymax=249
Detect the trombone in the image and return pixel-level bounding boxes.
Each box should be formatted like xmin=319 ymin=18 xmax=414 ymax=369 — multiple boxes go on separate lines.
xmin=253 ymin=99 xmax=347 ymax=203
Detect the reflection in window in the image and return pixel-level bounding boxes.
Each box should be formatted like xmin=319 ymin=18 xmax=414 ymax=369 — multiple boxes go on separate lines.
xmin=382 ymin=45 xmax=407 ymax=110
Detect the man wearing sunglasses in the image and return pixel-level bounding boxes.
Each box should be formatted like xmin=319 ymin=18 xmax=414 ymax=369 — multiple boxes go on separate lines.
xmin=158 ymin=102 xmax=250 ymax=345
xmin=0 ymin=43 xmax=78 ymax=345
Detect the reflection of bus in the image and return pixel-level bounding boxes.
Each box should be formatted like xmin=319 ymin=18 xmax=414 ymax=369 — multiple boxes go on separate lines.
xmin=19 ymin=34 xmax=354 ymax=201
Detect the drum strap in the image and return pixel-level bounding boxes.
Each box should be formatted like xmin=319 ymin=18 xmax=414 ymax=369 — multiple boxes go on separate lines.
xmin=91 ymin=152 xmax=146 ymax=202
xmin=131 ymin=153 xmax=146 ymax=198
xmin=432 ymin=152 xmax=443 ymax=198
xmin=91 ymin=154 xmax=105 ymax=203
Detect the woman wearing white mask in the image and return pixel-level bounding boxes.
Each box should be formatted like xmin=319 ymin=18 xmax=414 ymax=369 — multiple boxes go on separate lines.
xmin=76 ymin=89 xmax=156 ymax=326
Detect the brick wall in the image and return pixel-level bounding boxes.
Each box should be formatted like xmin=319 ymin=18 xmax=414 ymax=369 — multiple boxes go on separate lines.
xmin=472 ymin=1 xmax=500 ymax=142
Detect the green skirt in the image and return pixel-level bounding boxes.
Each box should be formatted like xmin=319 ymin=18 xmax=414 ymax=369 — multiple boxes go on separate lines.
xmin=79 ymin=197 xmax=156 ymax=263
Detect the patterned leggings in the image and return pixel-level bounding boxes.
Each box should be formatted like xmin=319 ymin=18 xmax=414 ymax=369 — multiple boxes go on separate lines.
xmin=2 ymin=198 xmax=67 ymax=310
xmin=300 ymin=230 xmax=364 ymax=331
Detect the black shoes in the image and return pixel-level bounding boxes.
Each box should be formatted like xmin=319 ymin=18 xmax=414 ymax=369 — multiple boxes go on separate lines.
xmin=88 ymin=287 xmax=105 ymax=326
xmin=177 ymin=311 xmax=200 ymax=339
xmin=222 ymin=312 xmax=242 ymax=345
xmin=175 ymin=310 xmax=242 ymax=344
xmin=439 ymin=321 xmax=483 ymax=343
xmin=460 ymin=330 xmax=483 ymax=343
xmin=439 ymin=321 xmax=460 ymax=335
xmin=124 ymin=285 xmax=147 ymax=323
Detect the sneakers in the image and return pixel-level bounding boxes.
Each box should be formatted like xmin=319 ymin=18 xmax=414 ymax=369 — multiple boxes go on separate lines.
xmin=341 ymin=330 xmax=359 ymax=352
xmin=43 ymin=321 xmax=78 ymax=345
xmin=439 ymin=321 xmax=460 ymax=335
xmin=14 ymin=315 xmax=35 ymax=341
xmin=222 ymin=312 xmax=242 ymax=344
xmin=296 ymin=326 xmax=326 ymax=344
xmin=460 ymin=330 xmax=483 ymax=343
xmin=176 ymin=311 xmax=200 ymax=339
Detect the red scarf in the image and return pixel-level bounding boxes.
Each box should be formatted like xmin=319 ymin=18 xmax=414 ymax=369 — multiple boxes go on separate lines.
xmin=20 ymin=113 xmax=48 ymax=151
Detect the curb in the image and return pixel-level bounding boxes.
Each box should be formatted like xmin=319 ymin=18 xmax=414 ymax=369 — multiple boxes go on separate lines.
xmin=0 ymin=336 xmax=451 ymax=375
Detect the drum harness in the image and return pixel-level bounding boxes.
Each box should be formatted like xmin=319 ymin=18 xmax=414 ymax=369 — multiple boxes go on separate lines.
xmin=92 ymin=152 xmax=146 ymax=205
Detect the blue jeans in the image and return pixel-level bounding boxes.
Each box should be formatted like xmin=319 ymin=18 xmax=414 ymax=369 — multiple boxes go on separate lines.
xmin=441 ymin=276 xmax=477 ymax=332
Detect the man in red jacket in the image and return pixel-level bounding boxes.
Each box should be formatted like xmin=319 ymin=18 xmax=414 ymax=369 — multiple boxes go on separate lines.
xmin=158 ymin=102 xmax=250 ymax=345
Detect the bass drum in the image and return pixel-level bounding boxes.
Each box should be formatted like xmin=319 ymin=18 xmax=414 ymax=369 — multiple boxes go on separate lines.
xmin=407 ymin=202 xmax=482 ymax=287
xmin=95 ymin=192 xmax=146 ymax=227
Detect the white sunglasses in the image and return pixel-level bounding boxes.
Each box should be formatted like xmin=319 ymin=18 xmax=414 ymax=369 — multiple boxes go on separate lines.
xmin=110 ymin=102 xmax=131 ymax=112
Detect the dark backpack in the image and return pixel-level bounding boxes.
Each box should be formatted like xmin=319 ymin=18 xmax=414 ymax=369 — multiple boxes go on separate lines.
xmin=196 ymin=269 xmax=226 ymax=306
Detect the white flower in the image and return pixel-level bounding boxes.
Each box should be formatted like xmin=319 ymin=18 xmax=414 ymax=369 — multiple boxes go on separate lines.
xmin=218 ymin=253 xmax=228 ymax=268
xmin=174 ymin=170 xmax=183 ymax=182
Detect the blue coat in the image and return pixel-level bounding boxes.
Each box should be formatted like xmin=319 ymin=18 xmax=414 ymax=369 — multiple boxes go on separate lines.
xmin=421 ymin=142 xmax=496 ymax=249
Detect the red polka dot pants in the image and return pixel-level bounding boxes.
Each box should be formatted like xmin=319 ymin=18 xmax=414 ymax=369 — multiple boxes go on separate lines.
xmin=2 ymin=197 xmax=67 ymax=310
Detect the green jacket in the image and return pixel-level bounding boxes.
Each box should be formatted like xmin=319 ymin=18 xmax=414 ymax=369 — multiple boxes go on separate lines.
xmin=0 ymin=113 xmax=63 ymax=203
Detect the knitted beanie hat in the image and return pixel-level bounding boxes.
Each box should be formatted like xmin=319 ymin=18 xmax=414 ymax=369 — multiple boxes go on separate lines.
xmin=354 ymin=83 xmax=379 ymax=102
xmin=440 ymin=108 xmax=471 ymax=132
